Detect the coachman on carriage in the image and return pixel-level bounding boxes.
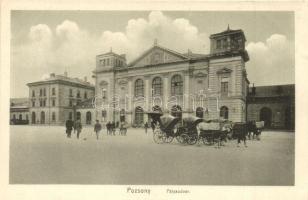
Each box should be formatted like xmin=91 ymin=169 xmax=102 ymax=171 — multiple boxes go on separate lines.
xmin=178 ymin=116 xmax=204 ymax=145
xmin=147 ymin=112 xmax=181 ymax=144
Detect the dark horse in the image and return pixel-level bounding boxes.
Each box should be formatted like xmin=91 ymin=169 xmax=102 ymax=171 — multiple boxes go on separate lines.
xmin=232 ymin=122 xmax=248 ymax=147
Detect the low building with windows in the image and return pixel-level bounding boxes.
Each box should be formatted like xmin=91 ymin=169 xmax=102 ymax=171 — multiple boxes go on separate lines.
xmin=10 ymin=98 xmax=30 ymax=124
xmin=92 ymin=27 xmax=250 ymax=126
xmin=27 ymin=72 xmax=95 ymax=125
xmin=247 ymin=84 xmax=295 ymax=130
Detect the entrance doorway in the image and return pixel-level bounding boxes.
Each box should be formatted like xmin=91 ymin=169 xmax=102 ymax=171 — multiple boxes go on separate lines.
xmin=260 ymin=107 xmax=272 ymax=128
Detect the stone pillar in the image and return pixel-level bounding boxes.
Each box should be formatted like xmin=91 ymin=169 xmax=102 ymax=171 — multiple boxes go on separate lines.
xmin=184 ymin=72 xmax=190 ymax=115
xmin=144 ymin=76 xmax=150 ymax=123
xmin=163 ymin=74 xmax=170 ymax=113
xmin=127 ymin=78 xmax=133 ymax=125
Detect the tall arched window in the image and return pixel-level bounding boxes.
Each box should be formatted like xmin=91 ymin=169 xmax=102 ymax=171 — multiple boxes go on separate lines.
xmin=171 ymin=75 xmax=183 ymax=96
xmin=134 ymin=79 xmax=144 ymax=97
xmin=52 ymin=112 xmax=56 ymax=121
xmin=220 ymin=106 xmax=229 ymax=119
xmin=86 ymin=111 xmax=92 ymax=124
xmin=31 ymin=112 xmax=36 ymax=124
xmin=135 ymin=106 xmax=144 ymax=125
xmin=152 ymin=77 xmax=163 ymax=96
xmin=40 ymin=111 xmax=45 ymax=124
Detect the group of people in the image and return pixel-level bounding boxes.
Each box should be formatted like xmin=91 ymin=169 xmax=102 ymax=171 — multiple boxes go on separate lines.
xmin=65 ymin=119 xmax=83 ymax=139
xmin=65 ymin=119 xmax=127 ymax=140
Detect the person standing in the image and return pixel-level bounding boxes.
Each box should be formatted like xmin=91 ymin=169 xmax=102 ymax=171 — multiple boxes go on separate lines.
xmin=94 ymin=120 xmax=102 ymax=140
xmin=74 ymin=119 xmax=82 ymax=139
xmin=65 ymin=119 xmax=74 ymax=138
xmin=111 ymin=121 xmax=116 ymax=135
xmin=106 ymin=121 xmax=111 ymax=135
xmin=144 ymin=122 xmax=149 ymax=134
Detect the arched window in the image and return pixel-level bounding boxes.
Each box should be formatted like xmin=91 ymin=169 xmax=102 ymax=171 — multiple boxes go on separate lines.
xmin=69 ymin=112 xmax=73 ymax=120
xmin=196 ymin=107 xmax=204 ymax=118
xmin=135 ymin=106 xmax=144 ymax=125
xmin=134 ymin=79 xmax=144 ymax=97
xmin=52 ymin=112 xmax=56 ymax=121
xmin=19 ymin=114 xmax=22 ymax=120
xmin=152 ymin=77 xmax=163 ymax=96
xmin=76 ymin=112 xmax=81 ymax=120
xmin=120 ymin=109 xmax=125 ymax=122
xmin=220 ymin=106 xmax=229 ymax=119
xmin=40 ymin=111 xmax=45 ymax=124
xmin=171 ymin=75 xmax=183 ymax=96
xmin=86 ymin=111 xmax=92 ymax=125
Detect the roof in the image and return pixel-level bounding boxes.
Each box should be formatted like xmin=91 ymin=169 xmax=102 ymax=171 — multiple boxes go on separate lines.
xmin=248 ymin=84 xmax=295 ymax=97
xmin=10 ymin=98 xmax=29 ymax=108
xmin=128 ymin=44 xmax=189 ymax=67
xmin=27 ymin=74 xmax=94 ymax=88
xmin=210 ymin=28 xmax=246 ymax=41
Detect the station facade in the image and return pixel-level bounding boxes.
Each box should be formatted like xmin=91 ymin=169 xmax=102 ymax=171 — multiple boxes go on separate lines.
xmin=92 ymin=28 xmax=250 ymax=126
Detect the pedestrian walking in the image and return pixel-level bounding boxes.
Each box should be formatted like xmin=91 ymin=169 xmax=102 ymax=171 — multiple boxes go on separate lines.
xmin=94 ymin=120 xmax=102 ymax=140
xmin=111 ymin=121 xmax=116 ymax=135
xmin=106 ymin=121 xmax=111 ymax=135
xmin=65 ymin=119 xmax=74 ymax=138
xmin=74 ymin=119 xmax=82 ymax=139
xmin=144 ymin=122 xmax=149 ymax=134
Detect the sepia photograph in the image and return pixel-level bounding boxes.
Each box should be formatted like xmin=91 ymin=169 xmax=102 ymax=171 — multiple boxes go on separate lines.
xmin=8 ymin=10 xmax=296 ymax=186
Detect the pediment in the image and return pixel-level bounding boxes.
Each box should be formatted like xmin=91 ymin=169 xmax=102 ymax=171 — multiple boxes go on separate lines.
xmin=129 ymin=45 xmax=188 ymax=68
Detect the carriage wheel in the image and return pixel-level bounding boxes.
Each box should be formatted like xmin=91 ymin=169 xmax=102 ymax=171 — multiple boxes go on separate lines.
xmin=187 ymin=135 xmax=198 ymax=145
xmin=179 ymin=134 xmax=189 ymax=145
xmin=153 ymin=130 xmax=164 ymax=144
xmin=202 ymin=136 xmax=211 ymax=145
xmin=163 ymin=136 xmax=173 ymax=143
xmin=176 ymin=135 xmax=185 ymax=144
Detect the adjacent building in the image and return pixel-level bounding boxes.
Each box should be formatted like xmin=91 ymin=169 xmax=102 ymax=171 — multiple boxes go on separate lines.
xmin=27 ymin=72 xmax=95 ymax=125
xmin=247 ymin=84 xmax=295 ymax=130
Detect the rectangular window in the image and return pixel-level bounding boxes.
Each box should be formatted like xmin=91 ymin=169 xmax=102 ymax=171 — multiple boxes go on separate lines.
xmin=32 ymin=101 xmax=35 ymax=107
xmin=69 ymin=112 xmax=73 ymax=120
xmin=223 ymin=38 xmax=228 ymax=48
xmin=52 ymin=112 xmax=56 ymax=121
xmin=221 ymin=81 xmax=229 ymax=96
xmin=40 ymin=89 xmax=42 ymax=96
xmin=69 ymin=89 xmax=73 ymax=97
xmin=32 ymin=90 xmax=35 ymax=97
xmin=39 ymin=100 xmax=42 ymax=107
xmin=52 ymin=99 xmax=55 ymax=106
xmin=43 ymin=88 xmax=46 ymax=96
xmin=216 ymin=40 xmax=221 ymax=49
xmin=106 ymin=58 xmax=110 ymax=66
xmin=52 ymin=88 xmax=56 ymax=95
xmin=69 ymin=100 xmax=73 ymax=107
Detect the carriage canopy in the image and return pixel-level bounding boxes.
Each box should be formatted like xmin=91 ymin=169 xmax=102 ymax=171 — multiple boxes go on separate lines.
xmin=183 ymin=116 xmax=204 ymax=128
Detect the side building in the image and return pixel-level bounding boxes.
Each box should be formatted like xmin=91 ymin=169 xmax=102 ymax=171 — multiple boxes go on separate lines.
xmin=247 ymin=84 xmax=295 ymax=130
xmin=27 ymin=72 xmax=95 ymax=125
xmin=10 ymin=98 xmax=30 ymax=125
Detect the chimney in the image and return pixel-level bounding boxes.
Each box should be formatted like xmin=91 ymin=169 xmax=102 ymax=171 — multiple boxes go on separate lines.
xmin=252 ymin=83 xmax=256 ymax=95
xmin=84 ymin=76 xmax=87 ymax=82
xmin=50 ymin=73 xmax=55 ymax=78
xmin=64 ymin=71 xmax=68 ymax=77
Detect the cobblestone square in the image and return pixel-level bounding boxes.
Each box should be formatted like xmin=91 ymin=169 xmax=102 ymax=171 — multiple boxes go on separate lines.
xmin=9 ymin=125 xmax=294 ymax=185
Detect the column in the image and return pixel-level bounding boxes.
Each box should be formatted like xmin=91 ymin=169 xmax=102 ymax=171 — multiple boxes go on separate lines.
xmin=184 ymin=72 xmax=190 ymax=113
xmin=163 ymin=74 xmax=169 ymax=112
xmin=127 ymin=78 xmax=133 ymax=125
xmin=144 ymin=76 xmax=150 ymax=123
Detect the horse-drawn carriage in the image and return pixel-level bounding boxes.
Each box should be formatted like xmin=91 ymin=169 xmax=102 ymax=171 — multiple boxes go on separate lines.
xmin=177 ymin=116 xmax=203 ymax=145
xmin=197 ymin=119 xmax=232 ymax=147
xmin=147 ymin=112 xmax=182 ymax=144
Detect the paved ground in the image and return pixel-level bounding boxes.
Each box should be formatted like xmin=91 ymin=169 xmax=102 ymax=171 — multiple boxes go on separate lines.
xmin=9 ymin=125 xmax=294 ymax=185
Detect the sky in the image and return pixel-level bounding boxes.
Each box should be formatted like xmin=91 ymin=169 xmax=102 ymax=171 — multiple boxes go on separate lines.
xmin=10 ymin=11 xmax=295 ymax=98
